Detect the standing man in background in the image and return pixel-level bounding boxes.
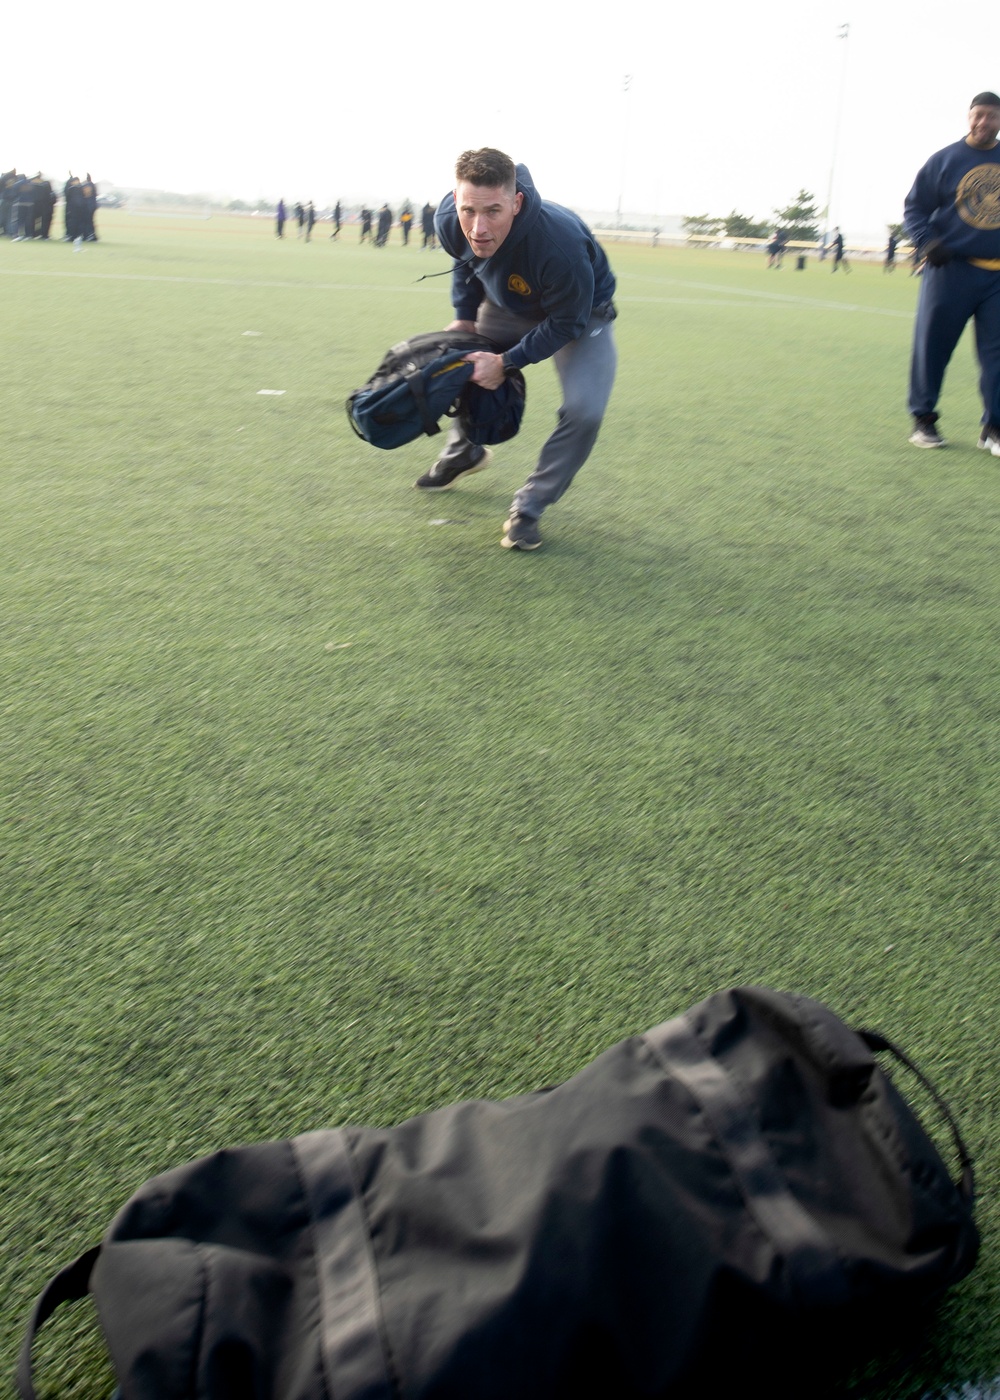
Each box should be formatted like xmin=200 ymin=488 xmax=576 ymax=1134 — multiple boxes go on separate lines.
xmin=81 ymin=175 xmax=98 ymax=241
xmin=884 ymin=228 xmax=898 ymax=273
xmin=419 ymin=148 xmax=616 ymax=552
xmin=421 ymin=200 xmax=436 ymax=249
xmin=63 ymin=176 xmax=84 ymax=241
xmin=906 ymin=91 xmax=1000 ymax=451
xmin=36 ymin=175 xmax=56 ymax=239
xmin=828 ymin=227 xmax=849 ymax=273
xmin=766 ymin=227 xmax=788 ymax=268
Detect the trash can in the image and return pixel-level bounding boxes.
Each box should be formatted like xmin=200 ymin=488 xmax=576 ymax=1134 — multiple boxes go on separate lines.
xmin=796 ymin=254 xmax=807 ymax=270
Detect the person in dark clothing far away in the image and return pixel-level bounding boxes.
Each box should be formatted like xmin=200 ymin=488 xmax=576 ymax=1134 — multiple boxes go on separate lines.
xmin=885 ymin=228 xmax=898 ymax=272
xmin=828 ymin=227 xmax=849 ymax=273
xmin=421 ymin=200 xmax=436 ymax=248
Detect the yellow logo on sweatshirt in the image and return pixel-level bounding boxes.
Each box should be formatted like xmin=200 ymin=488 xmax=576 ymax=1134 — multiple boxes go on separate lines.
xmin=956 ymin=164 xmax=1000 ymax=230
xmin=508 ymin=274 xmax=532 ymax=296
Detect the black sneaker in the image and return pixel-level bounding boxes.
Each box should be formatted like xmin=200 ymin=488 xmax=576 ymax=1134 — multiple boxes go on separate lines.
xmin=977 ymin=424 xmax=1000 ymax=456
xmin=413 ymin=446 xmax=491 ymax=490
xmin=909 ymin=414 xmax=946 ymax=448
xmin=501 ymin=512 xmax=542 ymax=550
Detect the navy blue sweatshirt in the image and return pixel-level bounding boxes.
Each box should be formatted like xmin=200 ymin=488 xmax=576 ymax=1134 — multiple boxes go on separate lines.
xmin=434 ymin=165 xmax=616 ymax=371
xmin=904 ymin=138 xmax=1000 ymax=259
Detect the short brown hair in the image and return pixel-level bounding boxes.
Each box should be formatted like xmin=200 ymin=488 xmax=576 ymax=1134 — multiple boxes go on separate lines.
xmin=455 ymin=148 xmax=516 ymax=193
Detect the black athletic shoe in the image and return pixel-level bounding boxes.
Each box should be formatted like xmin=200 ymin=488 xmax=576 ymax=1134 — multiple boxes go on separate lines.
xmin=501 ymin=512 xmax=542 ymax=550
xmin=977 ymin=424 xmax=1000 ymax=457
xmin=909 ymin=414 xmax=946 ymax=448
xmin=413 ymin=447 xmax=491 ymax=490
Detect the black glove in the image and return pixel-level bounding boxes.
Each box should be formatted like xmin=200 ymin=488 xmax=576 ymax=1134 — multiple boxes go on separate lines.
xmin=923 ymin=239 xmax=953 ymax=267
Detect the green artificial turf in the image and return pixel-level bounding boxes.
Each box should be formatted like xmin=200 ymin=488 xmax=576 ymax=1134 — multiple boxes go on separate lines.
xmin=3 ymin=214 xmax=999 ymax=1397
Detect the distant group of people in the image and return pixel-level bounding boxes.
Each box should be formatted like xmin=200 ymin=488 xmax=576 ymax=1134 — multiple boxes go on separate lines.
xmin=275 ymin=199 xmax=318 ymax=240
xmin=766 ymin=225 xmax=849 ymax=271
xmin=0 ymin=171 xmax=98 ymax=241
xmin=360 ymin=205 xmax=394 ymax=247
xmin=273 ymin=199 xmax=438 ymax=247
xmin=356 ymin=201 xmax=438 ymax=248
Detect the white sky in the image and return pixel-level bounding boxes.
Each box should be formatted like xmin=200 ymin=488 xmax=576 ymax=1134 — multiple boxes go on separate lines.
xmin=7 ymin=0 xmax=1000 ymax=240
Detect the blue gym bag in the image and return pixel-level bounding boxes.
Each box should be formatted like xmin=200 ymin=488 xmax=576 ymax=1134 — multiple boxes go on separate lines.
xmin=347 ymin=331 xmax=526 ymax=450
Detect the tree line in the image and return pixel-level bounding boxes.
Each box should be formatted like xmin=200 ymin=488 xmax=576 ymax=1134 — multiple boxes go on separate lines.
xmin=683 ymin=190 xmax=822 ymax=242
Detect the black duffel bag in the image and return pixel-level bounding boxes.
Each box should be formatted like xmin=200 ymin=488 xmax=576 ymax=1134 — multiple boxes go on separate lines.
xmin=18 ymin=986 xmax=979 ymax=1398
xmin=347 ymin=330 xmax=526 ymax=450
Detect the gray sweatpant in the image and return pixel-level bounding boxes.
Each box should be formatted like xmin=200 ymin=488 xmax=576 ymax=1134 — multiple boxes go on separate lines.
xmin=434 ymin=299 xmax=618 ymax=520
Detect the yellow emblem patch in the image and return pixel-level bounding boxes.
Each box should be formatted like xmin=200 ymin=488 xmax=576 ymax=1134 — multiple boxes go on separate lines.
xmin=956 ymin=164 xmax=1000 ymax=230
xmin=508 ymin=274 xmax=532 ymax=296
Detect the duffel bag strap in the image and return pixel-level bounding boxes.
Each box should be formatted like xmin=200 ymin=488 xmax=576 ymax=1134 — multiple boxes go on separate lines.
xmin=345 ymin=391 xmax=369 ymax=441
xmin=643 ymin=1016 xmax=852 ymax=1306
xmin=17 ymin=1245 xmax=101 ymax=1400
xmin=859 ymin=1029 xmax=976 ymax=1204
xmin=403 ymin=367 xmax=443 ymax=438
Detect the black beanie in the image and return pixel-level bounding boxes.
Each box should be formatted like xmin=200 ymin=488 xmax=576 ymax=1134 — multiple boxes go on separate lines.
xmin=970 ymin=91 xmax=1000 ymax=108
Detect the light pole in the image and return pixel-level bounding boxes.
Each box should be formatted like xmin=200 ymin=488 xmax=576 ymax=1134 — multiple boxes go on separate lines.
xmin=823 ymin=23 xmax=850 ymax=246
xmin=616 ymin=74 xmax=633 ymax=229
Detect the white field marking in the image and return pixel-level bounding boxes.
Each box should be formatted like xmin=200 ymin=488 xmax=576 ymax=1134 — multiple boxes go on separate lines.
xmin=616 ymin=297 xmax=909 ymax=313
xmin=617 ymin=291 xmax=911 ymax=320
xmin=256 ymin=389 xmax=285 ymax=395
xmin=618 ymin=274 xmax=912 ymax=318
xmin=0 ymin=267 xmax=435 ymax=294
xmin=0 ymin=265 xmax=910 ymax=319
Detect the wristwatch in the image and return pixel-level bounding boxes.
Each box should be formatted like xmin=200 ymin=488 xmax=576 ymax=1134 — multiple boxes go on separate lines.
xmin=500 ymin=354 xmax=518 ymax=377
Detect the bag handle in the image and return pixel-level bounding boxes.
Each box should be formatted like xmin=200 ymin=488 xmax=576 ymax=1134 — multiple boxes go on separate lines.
xmin=16 ymin=1245 xmax=101 ymax=1400
xmin=345 ymin=396 xmax=368 ymax=441
xmin=402 ymin=366 xmax=444 ymax=437
xmin=860 ymin=1029 xmax=976 ymax=1204
xmin=644 ymin=1015 xmax=853 ymax=1306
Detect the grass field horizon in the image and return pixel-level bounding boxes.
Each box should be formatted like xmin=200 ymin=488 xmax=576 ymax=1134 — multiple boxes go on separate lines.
xmin=3 ymin=212 xmax=1000 ymax=1397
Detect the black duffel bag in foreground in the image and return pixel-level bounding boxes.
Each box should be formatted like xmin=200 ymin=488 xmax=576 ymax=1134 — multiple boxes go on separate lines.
xmin=19 ymin=986 xmax=979 ymax=1399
